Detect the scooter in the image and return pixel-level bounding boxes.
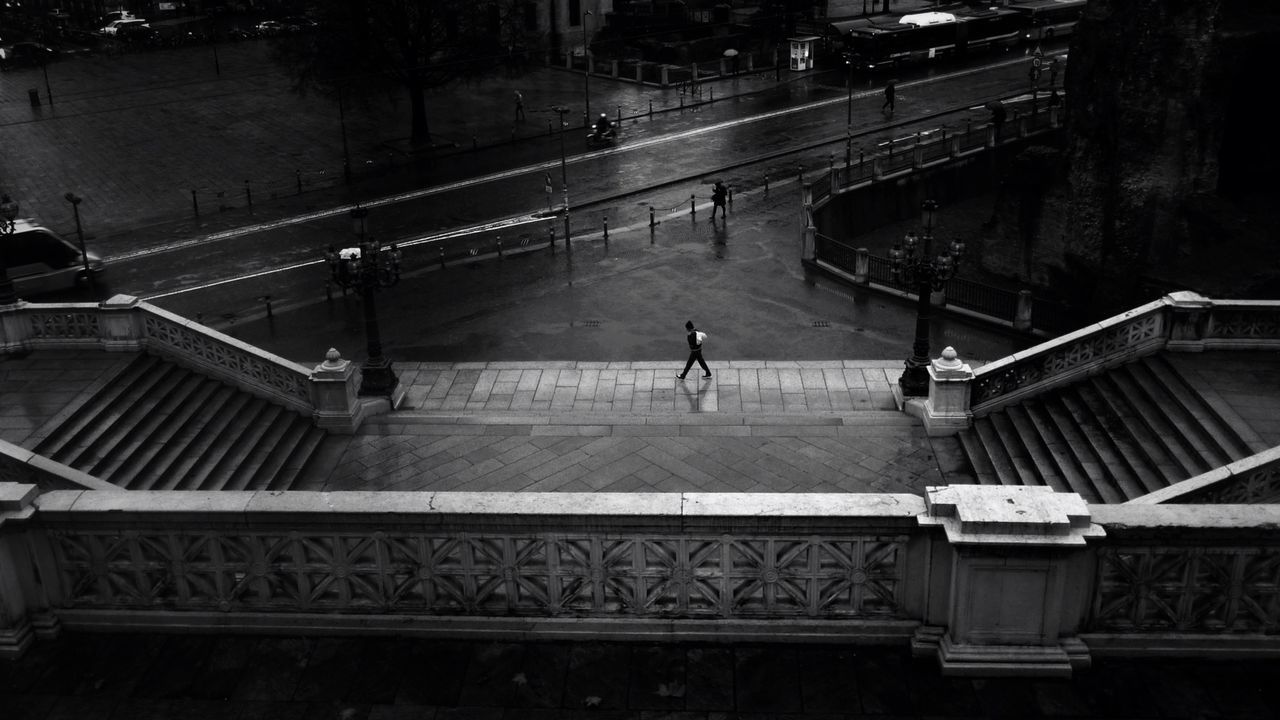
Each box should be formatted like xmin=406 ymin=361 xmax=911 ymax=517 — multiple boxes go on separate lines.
xmin=586 ymin=126 xmax=618 ymax=147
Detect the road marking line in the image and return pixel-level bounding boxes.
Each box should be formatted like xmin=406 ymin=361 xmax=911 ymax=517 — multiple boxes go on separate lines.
xmin=115 ymin=58 xmax=1028 ymax=262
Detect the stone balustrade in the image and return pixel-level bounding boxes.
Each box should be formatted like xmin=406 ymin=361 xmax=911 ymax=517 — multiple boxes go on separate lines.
xmin=965 ymin=292 xmax=1280 ymax=415
xmin=2 ymin=483 xmax=1278 ymax=674
xmin=0 ymin=296 xmax=373 ymax=433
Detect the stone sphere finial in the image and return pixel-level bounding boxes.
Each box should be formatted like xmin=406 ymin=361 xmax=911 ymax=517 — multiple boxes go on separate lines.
xmin=936 ymin=346 xmax=963 ymax=370
xmin=323 ymin=347 xmax=343 ymax=368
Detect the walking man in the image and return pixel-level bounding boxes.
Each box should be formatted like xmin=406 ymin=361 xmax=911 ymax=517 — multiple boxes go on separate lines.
xmin=710 ymin=181 xmax=727 ymax=220
xmin=677 ymin=321 xmax=712 ymax=379
xmin=515 ymin=90 xmax=525 ymax=122
xmin=882 ymin=79 xmax=896 ymax=114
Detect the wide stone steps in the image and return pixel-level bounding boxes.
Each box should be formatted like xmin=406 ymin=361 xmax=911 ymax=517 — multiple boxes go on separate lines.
xmin=33 ymin=354 xmax=326 ymax=491
xmin=959 ymin=354 xmax=1263 ymax=503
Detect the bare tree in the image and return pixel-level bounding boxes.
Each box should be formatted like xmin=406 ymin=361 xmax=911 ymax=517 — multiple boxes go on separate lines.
xmin=271 ymin=0 xmax=517 ymax=144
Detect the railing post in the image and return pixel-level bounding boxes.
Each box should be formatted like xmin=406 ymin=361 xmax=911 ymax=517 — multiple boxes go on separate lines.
xmin=830 ymin=154 xmax=837 ymax=196
xmin=913 ymin=484 xmax=1100 ymax=677
xmin=919 ymin=346 xmax=973 ymax=436
xmin=853 ymin=247 xmax=870 ymax=285
xmin=0 ymin=483 xmax=45 ymax=659
xmin=99 ymin=294 xmax=146 ymax=351
xmin=1165 ymin=290 xmax=1213 ymax=352
xmin=309 ymin=347 xmax=363 ymax=433
xmin=1014 ymin=289 xmax=1034 ymax=332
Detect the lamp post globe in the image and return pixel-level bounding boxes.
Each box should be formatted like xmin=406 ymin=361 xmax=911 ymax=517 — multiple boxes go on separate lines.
xmin=891 ymin=199 xmax=964 ymax=397
xmin=325 ymin=204 xmax=402 ymax=398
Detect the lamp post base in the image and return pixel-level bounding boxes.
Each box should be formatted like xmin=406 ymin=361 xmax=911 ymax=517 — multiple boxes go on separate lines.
xmin=899 ymin=358 xmax=931 ymax=398
xmin=359 ymin=357 xmax=398 ymax=397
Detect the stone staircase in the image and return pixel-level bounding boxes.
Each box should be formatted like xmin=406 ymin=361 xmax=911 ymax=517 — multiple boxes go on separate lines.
xmin=33 ymin=353 xmax=329 ymax=491
xmin=957 ymin=354 xmax=1270 ymax=503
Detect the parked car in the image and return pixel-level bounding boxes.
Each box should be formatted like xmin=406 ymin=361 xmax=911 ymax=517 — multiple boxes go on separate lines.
xmin=3 ymin=219 xmax=106 ymax=296
xmin=0 ymin=41 xmax=58 ymax=68
xmin=99 ymin=18 xmax=149 ymax=36
xmin=254 ymin=19 xmax=283 ymax=35
xmin=279 ymin=16 xmax=317 ymax=32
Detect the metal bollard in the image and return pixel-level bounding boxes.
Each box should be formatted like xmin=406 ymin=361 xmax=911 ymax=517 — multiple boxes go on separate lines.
xmin=191 ymin=189 xmax=199 ymax=217
xmin=649 ymin=100 xmax=653 ymax=117
xmin=497 ymin=237 xmax=503 ymax=257
xmin=710 ymin=88 xmax=714 ymax=103
xmin=260 ymin=295 xmax=273 ymax=320
xmin=244 ymin=180 xmax=252 ymax=208
xmin=649 ymin=206 xmax=656 ymax=228
xmin=616 ymin=106 xmax=621 ymax=124
xmin=325 ymin=282 xmax=332 ymax=302
xmin=764 ymin=174 xmax=770 ymax=194
xmin=549 ymin=120 xmax=553 ymax=135
xmin=296 ymin=169 xmax=302 ymax=194
xmin=728 ymin=187 xmax=733 ymax=205
xmin=603 ymin=217 xmax=608 ymax=241
xmin=690 ymin=194 xmax=696 ymax=215
xmin=549 ymin=227 xmax=556 ymax=249
xmin=439 ymin=248 xmax=446 ymax=269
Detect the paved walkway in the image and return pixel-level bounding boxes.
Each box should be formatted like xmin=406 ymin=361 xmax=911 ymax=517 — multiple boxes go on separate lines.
xmin=312 ymin=360 xmax=937 ymax=495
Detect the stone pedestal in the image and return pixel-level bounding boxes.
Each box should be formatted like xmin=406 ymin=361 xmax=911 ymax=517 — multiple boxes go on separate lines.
xmin=0 ymin=299 xmax=30 ymax=355
xmin=922 ymin=347 xmax=973 ymax=436
xmin=99 ymin=294 xmax=144 ymax=351
xmin=914 ymin=485 xmax=1103 ymax=677
xmin=0 ymin=483 xmax=40 ymax=659
xmin=309 ymin=348 xmax=363 ymax=433
xmin=1165 ymin=290 xmax=1211 ymax=352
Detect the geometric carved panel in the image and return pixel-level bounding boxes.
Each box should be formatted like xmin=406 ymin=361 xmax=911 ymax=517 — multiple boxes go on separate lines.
xmin=50 ymin=530 xmax=909 ymax=620
xmin=1090 ymin=547 xmax=1280 ymax=634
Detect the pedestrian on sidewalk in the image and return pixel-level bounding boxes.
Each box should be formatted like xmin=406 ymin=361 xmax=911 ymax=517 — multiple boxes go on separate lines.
xmin=677 ymin=321 xmax=712 ymax=379
xmin=515 ymin=90 xmax=525 ymax=122
xmin=710 ymin=181 xmax=728 ymax=220
xmin=882 ymin=79 xmax=896 ymax=114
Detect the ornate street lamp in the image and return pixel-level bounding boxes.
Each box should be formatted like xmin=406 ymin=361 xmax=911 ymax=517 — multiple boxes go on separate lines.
xmin=890 ymin=199 xmax=965 ymax=397
xmin=551 ymin=105 xmax=571 ymax=241
xmin=325 ymin=205 xmax=402 ymax=397
xmin=1 ymin=194 xmax=20 ymax=305
xmin=582 ymin=10 xmax=592 ymax=124
xmin=64 ymin=192 xmax=96 ymax=296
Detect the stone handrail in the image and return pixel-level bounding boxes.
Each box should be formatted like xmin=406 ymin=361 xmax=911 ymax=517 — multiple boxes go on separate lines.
xmin=1127 ymin=445 xmax=1280 ymax=505
xmin=0 ymin=439 xmax=122 ymax=492
xmin=969 ymin=293 xmax=1280 ymax=414
xmin=0 ymin=296 xmax=370 ymax=426
xmin=969 ymin=296 xmax=1171 ymax=412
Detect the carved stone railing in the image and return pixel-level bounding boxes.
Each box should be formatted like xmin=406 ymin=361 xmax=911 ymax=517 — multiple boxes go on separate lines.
xmin=4 ymin=485 xmax=1280 ymax=670
xmin=21 ymin=490 xmax=928 ymax=640
xmin=1129 ymin=446 xmax=1280 ymax=505
xmin=968 ymin=293 xmax=1280 ymax=415
xmin=0 ymin=296 xmax=373 ymax=432
xmin=1083 ymin=504 xmax=1280 ymax=655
